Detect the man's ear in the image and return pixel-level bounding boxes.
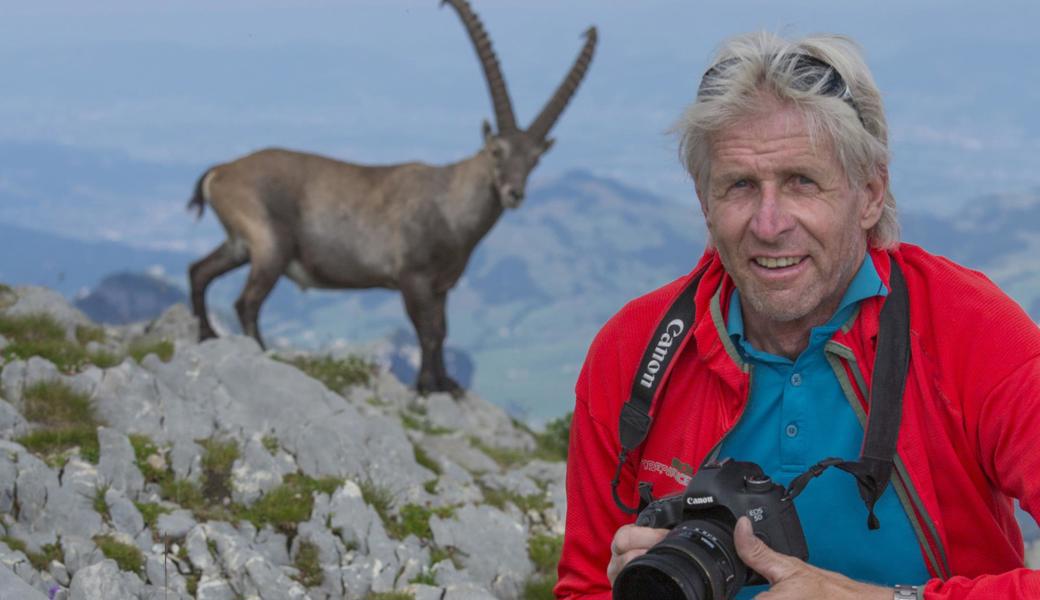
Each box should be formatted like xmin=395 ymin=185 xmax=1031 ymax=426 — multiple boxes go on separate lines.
xmin=860 ymin=165 xmax=888 ymax=230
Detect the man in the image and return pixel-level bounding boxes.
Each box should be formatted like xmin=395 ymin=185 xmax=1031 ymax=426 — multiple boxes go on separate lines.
xmin=556 ymin=32 xmax=1040 ymax=599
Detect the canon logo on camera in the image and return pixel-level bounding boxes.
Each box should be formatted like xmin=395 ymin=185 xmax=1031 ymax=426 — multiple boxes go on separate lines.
xmin=686 ymin=495 xmax=715 ymax=506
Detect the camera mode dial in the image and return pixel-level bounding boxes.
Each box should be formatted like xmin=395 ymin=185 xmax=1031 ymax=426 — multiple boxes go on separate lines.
xmin=744 ymin=474 xmax=774 ymax=493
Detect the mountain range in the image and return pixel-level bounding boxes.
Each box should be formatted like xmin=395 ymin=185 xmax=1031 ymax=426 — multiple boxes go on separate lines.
xmin=1 ymin=142 xmax=1038 ymax=421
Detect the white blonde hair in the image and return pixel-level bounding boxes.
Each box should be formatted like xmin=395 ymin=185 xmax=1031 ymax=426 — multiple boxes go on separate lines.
xmin=675 ymin=32 xmax=899 ymax=248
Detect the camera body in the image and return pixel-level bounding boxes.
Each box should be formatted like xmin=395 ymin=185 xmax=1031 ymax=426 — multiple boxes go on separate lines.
xmin=613 ymin=459 xmax=808 ymax=600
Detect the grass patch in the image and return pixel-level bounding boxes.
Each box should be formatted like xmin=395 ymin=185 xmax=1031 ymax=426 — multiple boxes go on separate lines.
xmin=429 ymin=545 xmax=463 ymax=570
xmin=0 ymin=312 xmax=119 ymax=372
xmin=365 ymin=593 xmax=414 ymax=600
xmin=135 ymin=501 xmax=172 ymax=530
xmin=523 ymin=576 xmax=557 ymax=600
xmin=522 ymin=534 xmax=564 ymax=600
xmin=413 ymin=445 xmax=441 ymax=476
xmin=401 ymin=412 xmax=453 ymax=436
xmin=21 ymin=380 xmax=94 ymax=427
xmin=128 ymin=339 xmax=174 ymax=363
xmin=94 ymin=485 xmax=110 ymax=519
xmin=276 ymin=353 xmax=377 ymax=392
xmin=468 ymin=437 xmax=530 ymax=469
xmin=262 ymin=435 xmax=280 ymax=454
xmin=129 ymin=434 xmax=170 ymax=485
xmin=534 ymin=413 xmax=572 ymax=462
xmin=293 ymin=540 xmax=324 ymax=588
xmin=16 ymin=427 xmax=100 ymax=464
xmin=198 ymin=437 xmax=240 ymax=502
xmin=159 ymin=479 xmax=206 ymax=512
xmin=409 ymin=568 xmax=438 ymax=586
xmin=386 ymin=503 xmax=455 ymax=541
xmin=94 ymin=534 xmax=144 ymax=573
xmin=358 ymin=478 xmax=396 ymax=528
xmin=478 ymin=484 xmax=551 ymax=514
xmin=185 ymin=573 xmax=199 ymax=596
xmin=75 ymin=325 xmax=105 ymax=345
xmin=240 ymin=474 xmax=343 ymax=534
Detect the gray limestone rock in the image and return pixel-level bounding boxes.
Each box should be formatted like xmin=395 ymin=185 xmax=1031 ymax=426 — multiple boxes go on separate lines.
xmin=195 ymin=573 xmax=237 ymax=600
xmin=0 ymin=398 xmax=28 ymax=440
xmin=430 ymin=505 xmax=533 ymax=600
xmin=145 ymin=552 xmax=189 ymax=596
xmin=6 ymin=443 xmax=103 ymax=544
xmin=4 ymin=286 xmax=93 ymax=342
xmin=0 ymin=561 xmax=47 ymax=599
xmin=68 ymin=559 xmax=139 ymax=600
xmin=170 ymin=439 xmax=205 ymax=483
xmin=60 ymin=536 xmax=103 ymax=576
xmin=156 ymin=510 xmax=197 ymax=540
xmin=422 ymin=392 xmax=534 ymax=452
xmin=231 ymin=435 xmax=296 ymax=505
xmin=140 ymin=303 xmax=198 ymax=351
xmin=422 ymin=433 xmax=499 ymax=475
xmin=97 ymin=427 xmax=145 ymax=497
xmin=105 ymin=487 xmax=145 ymax=538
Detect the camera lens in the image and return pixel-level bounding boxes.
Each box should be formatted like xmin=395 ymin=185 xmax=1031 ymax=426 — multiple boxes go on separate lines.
xmin=613 ymin=520 xmax=745 ymax=600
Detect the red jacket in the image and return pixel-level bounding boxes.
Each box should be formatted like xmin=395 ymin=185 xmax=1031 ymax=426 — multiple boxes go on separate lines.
xmin=556 ymin=244 xmax=1040 ymax=599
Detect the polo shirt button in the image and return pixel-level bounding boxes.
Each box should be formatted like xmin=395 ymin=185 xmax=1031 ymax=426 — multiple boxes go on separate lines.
xmin=785 ymin=423 xmax=799 ymax=438
xmin=790 ymin=373 xmax=802 ymax=386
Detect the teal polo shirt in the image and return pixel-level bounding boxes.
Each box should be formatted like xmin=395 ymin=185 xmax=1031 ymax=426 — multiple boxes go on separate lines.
xmin=718 ymin=256 xmax=930 ymax=597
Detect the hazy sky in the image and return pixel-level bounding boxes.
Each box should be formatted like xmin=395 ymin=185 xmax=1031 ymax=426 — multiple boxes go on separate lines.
xmin=1 ymin=0 xmax=1038 ymax=219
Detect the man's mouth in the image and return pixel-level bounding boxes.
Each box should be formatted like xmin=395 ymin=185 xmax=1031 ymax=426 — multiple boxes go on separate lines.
xmin=753 ymin=256 xmax=805 ymax=270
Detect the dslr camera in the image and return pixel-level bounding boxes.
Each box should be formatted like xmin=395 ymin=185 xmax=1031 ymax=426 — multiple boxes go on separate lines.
xmin=612 ymin=459 xmax=807 ymax=600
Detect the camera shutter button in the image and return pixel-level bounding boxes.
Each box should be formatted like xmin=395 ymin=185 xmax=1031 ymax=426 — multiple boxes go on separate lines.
xmin=745 ymin=475 xmax=773 ymax=492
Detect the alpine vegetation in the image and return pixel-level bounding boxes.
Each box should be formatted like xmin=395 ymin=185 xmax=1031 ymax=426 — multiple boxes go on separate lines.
xmin=187 ymin=0 xmax=597 ymax=395
xmin=0 ymin=284 xmax=570 ymax=600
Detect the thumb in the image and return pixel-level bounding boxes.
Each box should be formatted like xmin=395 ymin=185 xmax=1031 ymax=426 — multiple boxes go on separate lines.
xmin=733 ymin=516 xmax=797 ymax=584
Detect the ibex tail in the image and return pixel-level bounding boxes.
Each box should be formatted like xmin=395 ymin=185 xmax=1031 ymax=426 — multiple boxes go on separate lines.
xmin=187 ymin=168 xmax=213 ymax=220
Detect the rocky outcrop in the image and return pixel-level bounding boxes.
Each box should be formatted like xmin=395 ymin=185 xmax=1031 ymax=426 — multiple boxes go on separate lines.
xmin=0 ymin=285 xmax=565 ymax=599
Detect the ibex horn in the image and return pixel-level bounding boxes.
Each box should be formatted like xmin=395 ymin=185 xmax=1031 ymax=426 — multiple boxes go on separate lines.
xmin=527 ymin=26 xmax=598 ymax=142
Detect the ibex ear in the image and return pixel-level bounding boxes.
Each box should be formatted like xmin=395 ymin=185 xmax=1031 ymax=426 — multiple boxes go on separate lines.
xmin=482 ymin=119 xmax=494 ymax=144
xmin=541 ymin=137 xmax=556 ymax=154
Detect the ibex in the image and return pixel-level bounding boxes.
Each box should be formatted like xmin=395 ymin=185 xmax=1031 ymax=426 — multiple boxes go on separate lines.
xmin=187 ymin=0 xmax=596 ymax=395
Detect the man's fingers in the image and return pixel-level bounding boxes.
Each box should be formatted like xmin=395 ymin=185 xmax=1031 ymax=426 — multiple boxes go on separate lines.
xmin=733 ymin=516 xmax=797 ymax=584
xmin=611 ymin=524 xmax=668 ymax=556
xmin=607 ymin=549 xmax=648 ymax=584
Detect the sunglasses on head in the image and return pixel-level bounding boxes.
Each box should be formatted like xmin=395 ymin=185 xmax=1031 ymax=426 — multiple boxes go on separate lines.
xmin=697 ymin=53 xmax=865 ymax=126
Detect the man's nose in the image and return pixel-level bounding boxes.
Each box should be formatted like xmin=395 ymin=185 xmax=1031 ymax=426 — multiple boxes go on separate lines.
xmin=749 ymin=185 xmax=795 ymax=241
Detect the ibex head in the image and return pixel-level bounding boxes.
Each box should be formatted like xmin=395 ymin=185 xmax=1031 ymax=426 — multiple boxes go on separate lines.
xmin=443 ymin=0 xmax=597 ymax=209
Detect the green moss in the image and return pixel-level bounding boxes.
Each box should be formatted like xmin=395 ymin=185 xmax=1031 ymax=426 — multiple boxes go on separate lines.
xmin=276 ymin=353 xmax=377 ymax=392
xmin=535 ymin=413 xmax=572 ymax=462
xmin=22 ymin=380 xmax=95 ymax=427
xmin=262 ymin=435 xmax=280 ymax=454
xmin=94 ymin=485 xmax=110 ymax=519
xmin=477 ymin=484 xmax=550 ymax=514
xmin=16 ymin=427 xmax=100 ymax=464
xmin=198 ymin=437 xmax=240 ymax=502
xmin=423 ymin=479 xmax=438 ymax=495
xmin=94 ymin=534 xmax=144 ymax=573
xmin=135 ymin=501 xmax=172 ymax=530
xmin=522 ymin=576 xmax=557 ymax=600
xmin=429 ymin=545 xmax=462 ymax=570
xmin=468 ymin=437 xmax=529 ymax=469
xmin=185 ymin=573 xmax=199 ymax=596
xmin=129 ymin=434 xmax=170 ymax=485
xmin=388 ymin=503 xmax=455 ymax=541
xmin=75 ymin=324 xmax=106 ymax=345
xmin=0 ymin=535 xmax=26 ymax=553
xmin=409 ymin=568 xmax=438 ymax=586
xmin=293 ymin=540 xmax=324 ymax=588
xmin=365 ymin=593 xmax=414 ymax=600
xmin=358 ymin=478 xmax=396 ymax=527
xmin=413 ymin=445 xmax=441 ymax=476
xmin=159 ymin=479 xmax=206 ymax=511
xmin=401 ymin=411 xmax=453 ymax=435
xmin=128 ymin=339 xmax=174 ymax=363
xmin=528 ymin=534 xmax=564 ymax=573
xmin=240 ymin=474 xmax=343 ymax=533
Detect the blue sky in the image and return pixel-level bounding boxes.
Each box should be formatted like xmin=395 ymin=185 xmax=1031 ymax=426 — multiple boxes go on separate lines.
xmin=0 ymin=0 xmax=1038 ymax=227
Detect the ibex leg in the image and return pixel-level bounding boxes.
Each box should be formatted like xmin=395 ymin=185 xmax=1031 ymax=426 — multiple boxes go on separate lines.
xmin=234 ymin=245 xmax=288 ymax=351
xmin=401 ymin=277 xmax=462 ymax=397
xmin=189 ymin=242 xmax=248 ymax=340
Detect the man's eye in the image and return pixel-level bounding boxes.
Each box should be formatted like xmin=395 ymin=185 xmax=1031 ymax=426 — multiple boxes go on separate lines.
xmin=794 ymin=175 xmax=816 ymax=186
xmin=731 ymin=179 xmax=750 ymax=189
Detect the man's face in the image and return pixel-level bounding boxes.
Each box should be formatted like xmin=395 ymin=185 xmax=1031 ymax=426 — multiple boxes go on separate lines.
xmin=699 ymin=102 xmax=884 ymax=331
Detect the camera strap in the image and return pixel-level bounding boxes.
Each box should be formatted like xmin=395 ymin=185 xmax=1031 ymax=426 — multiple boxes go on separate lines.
xmin=611 ymin=258 xmax=910 ymax=531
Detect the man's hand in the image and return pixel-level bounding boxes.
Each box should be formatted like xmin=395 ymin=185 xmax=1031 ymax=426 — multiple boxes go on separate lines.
xmin=606 ymin=523 xmax=669 ymax=585
xmin=734 ymin=516 xmax=892 ymax=599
